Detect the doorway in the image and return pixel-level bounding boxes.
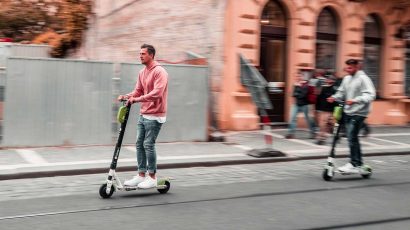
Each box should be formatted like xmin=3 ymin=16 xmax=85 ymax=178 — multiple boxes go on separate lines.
xmin=259 ymin=0 xmax=287 ymax=122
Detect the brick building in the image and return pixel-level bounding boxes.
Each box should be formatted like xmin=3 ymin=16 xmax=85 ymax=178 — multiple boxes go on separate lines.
xmin=79 ymin=0 xmax=410 ymax=131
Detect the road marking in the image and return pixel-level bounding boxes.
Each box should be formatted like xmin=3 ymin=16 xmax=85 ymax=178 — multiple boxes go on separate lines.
xmin=368 ymin=137 xmax=409 ymax=146
xmin=232 ymin=145 xmax=253 ymax=151
xmin=260 ymin=130 xmax=284 ymax=139
xmin=360 ymin=140 xmax=380 ymax=147
xmin=286 ymin=144 xmax=410 ymax=155
xmin=0 ymin=154 xmax=247 ymax=170
xmin=15 ymin=149 xmax=47 ymax=164
xmin=286 ymin=138 xmax=328 ymax=149
xmin=371 ymin=133 xmax=410 ymax=137
xmin=157 ymin=153 xmax=246 ymax=160
xmin=369 ymin=160 xmax=385 ymax=163
xmin=125 ymin=146 xmax=135 ymax=152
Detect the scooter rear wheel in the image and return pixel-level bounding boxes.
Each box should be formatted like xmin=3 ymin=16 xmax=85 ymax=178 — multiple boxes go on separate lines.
xmin=361 ymin=165 xmax=372 ymax=179
xmin=322 ymin=169 xmax=333 ymax=181
xmin=157 ymin=181 xmax=171 ymax=194
xmin=99 ymin=183 xmax=115 ymax=198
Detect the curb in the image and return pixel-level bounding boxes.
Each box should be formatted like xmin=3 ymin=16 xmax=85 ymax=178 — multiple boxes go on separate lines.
xmin=1 ymin=151 xmax=410 ymax=181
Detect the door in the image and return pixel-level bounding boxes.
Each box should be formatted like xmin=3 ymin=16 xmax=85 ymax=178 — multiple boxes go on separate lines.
xmin=259 ymin=36 xmax=286 ymax=122
xmin=259 ymin=0 xmax=287 ymax=122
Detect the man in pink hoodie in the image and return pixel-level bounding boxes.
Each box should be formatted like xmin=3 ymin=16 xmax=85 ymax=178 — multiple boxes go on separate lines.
xmin=118 ymin=44 xmax=168 ymax=189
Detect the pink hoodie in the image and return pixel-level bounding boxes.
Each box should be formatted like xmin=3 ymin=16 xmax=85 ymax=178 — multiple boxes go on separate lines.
xmin=127 ymin=61 xmax=168 ymax=117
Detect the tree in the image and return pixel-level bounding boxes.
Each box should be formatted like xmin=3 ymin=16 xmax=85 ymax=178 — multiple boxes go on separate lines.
xmin=0 ymin=0 xmax=92 ymax=58
xmin=0 ymin=0 xmax=53 ymax=42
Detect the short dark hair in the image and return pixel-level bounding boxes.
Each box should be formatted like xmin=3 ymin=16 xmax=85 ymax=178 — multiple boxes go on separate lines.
xmin=141 ymin=44 xmax=156 ymax=58
xmin=345 ymin=59 xmax=359 ymax=65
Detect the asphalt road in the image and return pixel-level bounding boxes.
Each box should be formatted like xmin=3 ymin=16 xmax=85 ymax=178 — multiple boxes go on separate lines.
xmin=1 ymin=155 xmax=410 ymax=230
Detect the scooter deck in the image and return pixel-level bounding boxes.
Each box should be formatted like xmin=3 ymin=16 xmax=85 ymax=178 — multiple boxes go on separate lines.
xmin=121 ymin=184 xmax=168 ymax=191
xmin=334 ymin=170 xmax=371 ymax=176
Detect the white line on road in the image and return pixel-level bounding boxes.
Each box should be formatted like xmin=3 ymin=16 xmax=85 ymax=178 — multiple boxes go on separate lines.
xmin=360 ymin=140 xmax=380 ymax=147
xmin=286 ymin=138 xmax=329 ymax=149
xmin=260 ymin=130 xmax=285 ymax=139
xmin=0 ymin=153 xmax=247 ymax=170
xmin=286 ymin=144 xmax=410 ymax=155
xmin=157 ymin=153 xmax=246 ymax=160
xmin=368 ymin=137 xmax=409 ymax=146
xmin=15 ymin=149 xmax=48 ymax=164
xmin=125 ymin=146 xmax=135 ymax=152
xmin=370 ymin=133 xmax=410 ymax=137
xmin=232 ymin=145 xmax=253 ymax=151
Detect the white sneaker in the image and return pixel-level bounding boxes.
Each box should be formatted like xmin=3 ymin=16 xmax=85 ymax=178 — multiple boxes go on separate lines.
xmin=124 ymin=175 xmax=145 ymax=187
xmin=337 ymin=163 xmax=359 ymax=173
xmin=138 ymin=176 xmax=157 ymax=189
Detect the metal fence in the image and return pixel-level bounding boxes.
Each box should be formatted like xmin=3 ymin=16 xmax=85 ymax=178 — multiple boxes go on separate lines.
xmin=2 ymin=57 xmax=209 ymax=147
xmin=119 ymin=63 xmax=209 ymax=144
xmin=0 ymin=43 xmax=50 ymax=67
xmin=0 ymin=44 xmax=51 ymax=142
xmin=3 ymin=58 xmax=114 ymax=146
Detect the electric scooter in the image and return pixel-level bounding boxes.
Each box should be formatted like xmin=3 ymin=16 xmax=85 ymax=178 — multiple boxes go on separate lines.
xmin=322 ymin=101 xmax=372 ymax=181
xmin=99 ymin=100 xmax=171 ymax=198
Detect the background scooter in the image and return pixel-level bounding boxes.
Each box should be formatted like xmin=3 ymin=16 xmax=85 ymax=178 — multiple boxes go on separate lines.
xmin=99 ymin=100 xmax=171 ymax=198
xmin=322 ymin=101 xmax=372 ymax=181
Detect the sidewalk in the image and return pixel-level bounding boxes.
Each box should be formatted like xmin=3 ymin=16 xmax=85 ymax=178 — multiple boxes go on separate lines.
xmin=1 ymin=126 xmax=410 ymax=180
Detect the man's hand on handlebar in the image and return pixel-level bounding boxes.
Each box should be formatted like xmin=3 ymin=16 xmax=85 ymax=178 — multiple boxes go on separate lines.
xmin=117 ymin=95 xmax=138 ymax=106
xmin=326 ymin=97 xmax=335 ymax=103
xmin=346 ymin=99 xmax=356 ymax=105
xmin=117 ymin=95 xmax=129 ymax=102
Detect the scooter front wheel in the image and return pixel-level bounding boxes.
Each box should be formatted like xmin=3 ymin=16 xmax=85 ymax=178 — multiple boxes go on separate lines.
xmin=99 ymin=183 xmax=115 ymax=198
xmin=322 ymin=169 xmax=333 ymax=181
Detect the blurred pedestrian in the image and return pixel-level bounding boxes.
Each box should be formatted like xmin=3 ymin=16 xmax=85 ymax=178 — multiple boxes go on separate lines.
xmin=309 ymin=69 xmax=326 ymax=130
xmin=327 ymin=59 xmax=375 ymax=173
xmin=118 ymin=44 xmax=168 ymax=189
xmin=315 ymin=74 xmax=337 ymax=145
xmin=285 ymin=72 xmax=316 ymax=139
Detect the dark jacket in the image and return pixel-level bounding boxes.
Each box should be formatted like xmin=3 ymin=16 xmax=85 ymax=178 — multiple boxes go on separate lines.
xmin=292 ymin=83 xmax=309 ymax=106
xmin=316 ymin=85 xmax=336 ymax=112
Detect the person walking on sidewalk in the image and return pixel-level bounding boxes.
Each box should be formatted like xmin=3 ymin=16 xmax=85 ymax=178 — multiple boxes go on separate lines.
xmin=315 ymin=74 xmax=337 ymax=145
xmin=285 ymin=71 xmax=316 ymax=139
xmin=327 ymin=59 xmax=375 ymax=173
xmin=118 ymin=44 xmax=168 ymax=189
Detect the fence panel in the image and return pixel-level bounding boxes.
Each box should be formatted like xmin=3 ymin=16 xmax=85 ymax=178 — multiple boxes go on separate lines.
xmin=119 ymin=63 xmax=209 ymax=144
xmin=0 ymin=43 xmax=50 ymax=67
xmin=3 ymin=59 xmax=208 ymax=147
xmin=3 ymin=58 xmax=113 ymax=146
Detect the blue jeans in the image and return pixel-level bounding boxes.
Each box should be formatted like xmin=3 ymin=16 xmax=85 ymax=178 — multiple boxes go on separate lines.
xmin=136 ymin=116 xmax=163 ymax=174
xmin=345 ymin=115 xmax=365 ymax=166
xmin=287 ymin=104 xmax=315 ymax=135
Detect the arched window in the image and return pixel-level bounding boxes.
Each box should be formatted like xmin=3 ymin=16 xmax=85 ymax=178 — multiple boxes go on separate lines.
xmin=260 ymin=0 xmax=287 ymax=83
xmin=261 ymin=1 xmax=286 ymax=27
xmin=315 ymin=7 xmax=339 ymax=73
xmin=259 ymin=0 xmax=287 ymax=122
xmin=364 ymin=14 xmax=383 ymax=96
